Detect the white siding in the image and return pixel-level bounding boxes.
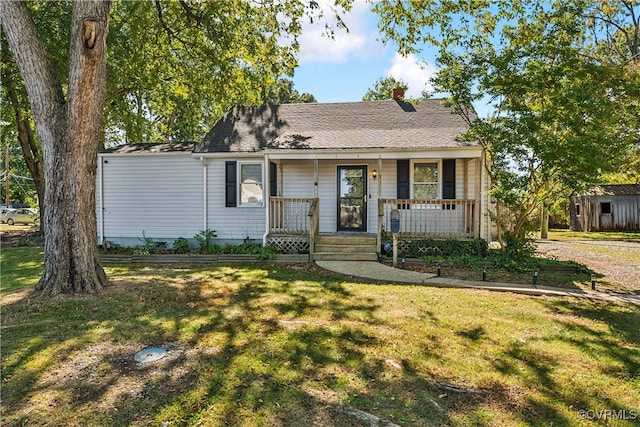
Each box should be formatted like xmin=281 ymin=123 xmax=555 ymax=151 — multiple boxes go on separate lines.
xmin=281 ymin=160 xmax=315 ymax=198
xmin=278 ymin=158 xmax=482 ymax=234
xmin=98 ymin=152 xmax=489 ymax=244
xmin=461 ymin=159 xmax=477 ymax=200
xmin=100 ymin=154 xmax=203 ymax=242
xmin=206 ymin=159 xmax=265 ymax=240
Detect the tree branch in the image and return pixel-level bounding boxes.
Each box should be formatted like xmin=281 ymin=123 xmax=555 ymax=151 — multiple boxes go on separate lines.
xmin=0 ymin=0 xmax=65 ymax=130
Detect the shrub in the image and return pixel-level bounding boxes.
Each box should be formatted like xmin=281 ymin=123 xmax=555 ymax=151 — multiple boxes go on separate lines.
xmin=403 ymin=238 xmax=488 ymax=258
xmin=173 ymin=237 xmax=190 ymax=253
xmin=257 ymin=243 xmax=280 ymax=260
xmin=411 ymin=237 xmax=541 ymax=272
xmin=217 ymin=240 xmax=280 ymax=259
xmin=133 ymin=231 xmax=155 ymax=255
xmin=194 ymin=229 xmax=217 ymax=253
xmin=487 ymin=233 xmax=538 ymax=272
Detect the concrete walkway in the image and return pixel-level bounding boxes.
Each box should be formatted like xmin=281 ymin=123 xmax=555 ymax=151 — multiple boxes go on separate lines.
xmin=315 ymin=261 xmax=640 ymax=306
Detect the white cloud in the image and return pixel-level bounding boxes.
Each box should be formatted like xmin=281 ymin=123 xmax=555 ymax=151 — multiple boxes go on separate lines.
xmin=385 ymin=53 xmax=438 ymax=98
xmin=297 ymin=1 xmax=382 ymax=64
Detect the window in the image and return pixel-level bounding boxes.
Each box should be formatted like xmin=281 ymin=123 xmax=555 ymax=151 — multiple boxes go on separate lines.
xmin=412 ymin=162 xmax=438 ymax=199
xmin=600 ymin=202 xmax=611 ymax=215
xmin=239 ymin=162 xmax=263 ymax=206
xmin=575 ymin=204 xmax=581 ymax=216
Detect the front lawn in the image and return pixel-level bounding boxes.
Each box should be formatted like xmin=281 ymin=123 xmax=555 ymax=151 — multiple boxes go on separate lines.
xmin=1 ymin=247 xmax=639 ymax=426
xmin=544 ymin=229 xmax=640 ymax=242
xmin=0 ymin=246 xmax=45 ymax=294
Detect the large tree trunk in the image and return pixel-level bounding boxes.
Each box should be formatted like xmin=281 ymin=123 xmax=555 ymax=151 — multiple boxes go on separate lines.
xmin=0 ymin=0 xmax=112 ymax=295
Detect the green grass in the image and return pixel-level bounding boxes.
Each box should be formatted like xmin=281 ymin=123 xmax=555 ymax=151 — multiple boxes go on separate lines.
xmin=544 ymin=229 xmax=640 ymax=242
xmin=1 ymin=248 xmax=639 ymax=426
xmin=0 ymin=246 xmax=44 ymax=294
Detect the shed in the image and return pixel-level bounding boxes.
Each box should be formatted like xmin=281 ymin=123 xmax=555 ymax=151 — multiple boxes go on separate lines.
xmin=570 ymin=184 xmax=640 ymax=232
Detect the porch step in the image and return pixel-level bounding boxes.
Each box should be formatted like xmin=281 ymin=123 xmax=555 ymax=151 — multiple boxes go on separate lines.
xmin=313 ymin=252 xmax=378 ymax=262
xmin=315 ymin=244 xmax=374 ymax=253
xmin=312 ymin=233 xmax=378 ymax=262
xmin=315 ymin=233 xmax=377 ymax=245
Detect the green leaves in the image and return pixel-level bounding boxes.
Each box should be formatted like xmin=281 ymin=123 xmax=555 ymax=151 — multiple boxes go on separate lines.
xmin=104 ymin=0 xmax=314 ymax=144
xmin=374 ymin=0 xmax=640 ymax=240
xmin=362 ymin=77 xmax=408 ymax=101
xmin=3 ymin=0 xmax=344 ymax=146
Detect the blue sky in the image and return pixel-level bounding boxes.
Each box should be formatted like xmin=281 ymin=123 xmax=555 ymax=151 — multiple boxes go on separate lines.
xmin=291 ymin=1 xmax=439 ymax=103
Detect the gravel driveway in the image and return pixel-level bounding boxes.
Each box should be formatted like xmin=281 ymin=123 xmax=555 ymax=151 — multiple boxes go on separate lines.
xmin=536 ymin=239 xmax=640 ymax=294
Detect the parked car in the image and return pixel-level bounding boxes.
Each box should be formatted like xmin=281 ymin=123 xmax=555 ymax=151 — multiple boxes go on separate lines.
xmin=0 ymin=208 xmax=15 ymax=223
xmin=4 ymin=208 xmax=39 ymax=225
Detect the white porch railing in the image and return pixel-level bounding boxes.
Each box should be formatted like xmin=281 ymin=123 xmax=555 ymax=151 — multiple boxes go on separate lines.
xmin=267 ymin=197 xmax=318 ymax=256
xmin=379 ymin=199 xmax=477 ymax=239
xmin=269 ymin=197 xmax=316 ymax=235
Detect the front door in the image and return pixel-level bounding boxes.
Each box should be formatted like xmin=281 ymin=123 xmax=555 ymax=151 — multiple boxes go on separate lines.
xmin=337 ymin=166 xmax=367 ymax=231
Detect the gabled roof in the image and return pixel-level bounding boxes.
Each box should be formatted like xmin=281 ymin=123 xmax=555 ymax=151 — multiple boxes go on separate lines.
xmin=580 ymin=184 xmax=640 ymax=196
xmin=195 ymin=99 xmax=476 ymax=153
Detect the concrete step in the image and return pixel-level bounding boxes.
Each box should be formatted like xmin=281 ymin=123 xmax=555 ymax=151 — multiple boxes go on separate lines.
xmin=313 ymin=252 xmax=378 ymax=262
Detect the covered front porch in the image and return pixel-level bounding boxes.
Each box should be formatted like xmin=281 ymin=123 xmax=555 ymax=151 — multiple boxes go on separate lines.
xmin=263 ymin=152 xmax=488 ymax=259
xmin=266 ymin=196 xmax=481 ymax=259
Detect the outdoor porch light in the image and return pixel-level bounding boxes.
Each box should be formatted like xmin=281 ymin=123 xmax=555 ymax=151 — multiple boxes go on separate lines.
xmin=372 ymin=169 xmax=378 ymax=180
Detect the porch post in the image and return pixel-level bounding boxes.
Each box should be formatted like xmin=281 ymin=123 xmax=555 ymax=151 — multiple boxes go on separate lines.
xmin=377 ymin=157 xmax=383 ymax=253
xmin=464 ymin=159 xmax=469 ymax=236
xmin=202 ymin=157 xmax=208 ymax=232
xmin=312 ymin=158 xmax=319 ymax=256
xmin=475 ymin=156 xmax=483 ymax=239
xmin=313 ymin=158 xmax=318 ymax=199
xmin=263 ymin=153 xmax=270 ymax=245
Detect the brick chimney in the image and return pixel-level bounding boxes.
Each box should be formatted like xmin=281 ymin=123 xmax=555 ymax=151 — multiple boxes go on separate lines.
xmin=392 ymin=86 xmax=405 ymax=100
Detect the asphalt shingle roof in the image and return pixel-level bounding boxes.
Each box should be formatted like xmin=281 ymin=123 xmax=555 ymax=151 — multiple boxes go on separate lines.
xmin=102 ymin=142 xmax=197 ymax=154
xmin=195 ymin=99 xmax=476 ymax=153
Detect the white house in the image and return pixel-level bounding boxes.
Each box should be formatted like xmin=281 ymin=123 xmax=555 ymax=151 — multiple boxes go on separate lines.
xmin=97 ymin=94 xmax=491 ymax=260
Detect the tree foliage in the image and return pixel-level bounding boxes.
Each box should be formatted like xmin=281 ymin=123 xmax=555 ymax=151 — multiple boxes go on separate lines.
xmin=373 ymin=0 xmax=640 ymax=243
xmin=104 ymin=0 xmax=323 ymax=143
xmin=362 ymin=76 xmax=430 ymax=103
xmin=3 ymin=0 xmax=331 ymax=144
xmin=0 ymin=0 xmax=346 ymax=296
xmin=264 ymin=78 xmax=317 ymax=104
xmin=362 ymin=76 xmax=408 ymax=101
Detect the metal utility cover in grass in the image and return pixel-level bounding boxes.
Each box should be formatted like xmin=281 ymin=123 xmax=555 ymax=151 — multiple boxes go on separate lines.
xmin=134 ymin=347 xmax=167 ymax=364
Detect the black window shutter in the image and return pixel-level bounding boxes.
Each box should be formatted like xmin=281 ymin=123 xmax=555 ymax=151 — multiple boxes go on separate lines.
xmin=270 ymin=162 xmax=278 ymax=197
xmin=225 ymin=161 xmax=237 ymax=207
xmin=397 ymin=160 xmax=410 ymax=199
xmin=443 ymin=159 xmax=456 ymax=199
